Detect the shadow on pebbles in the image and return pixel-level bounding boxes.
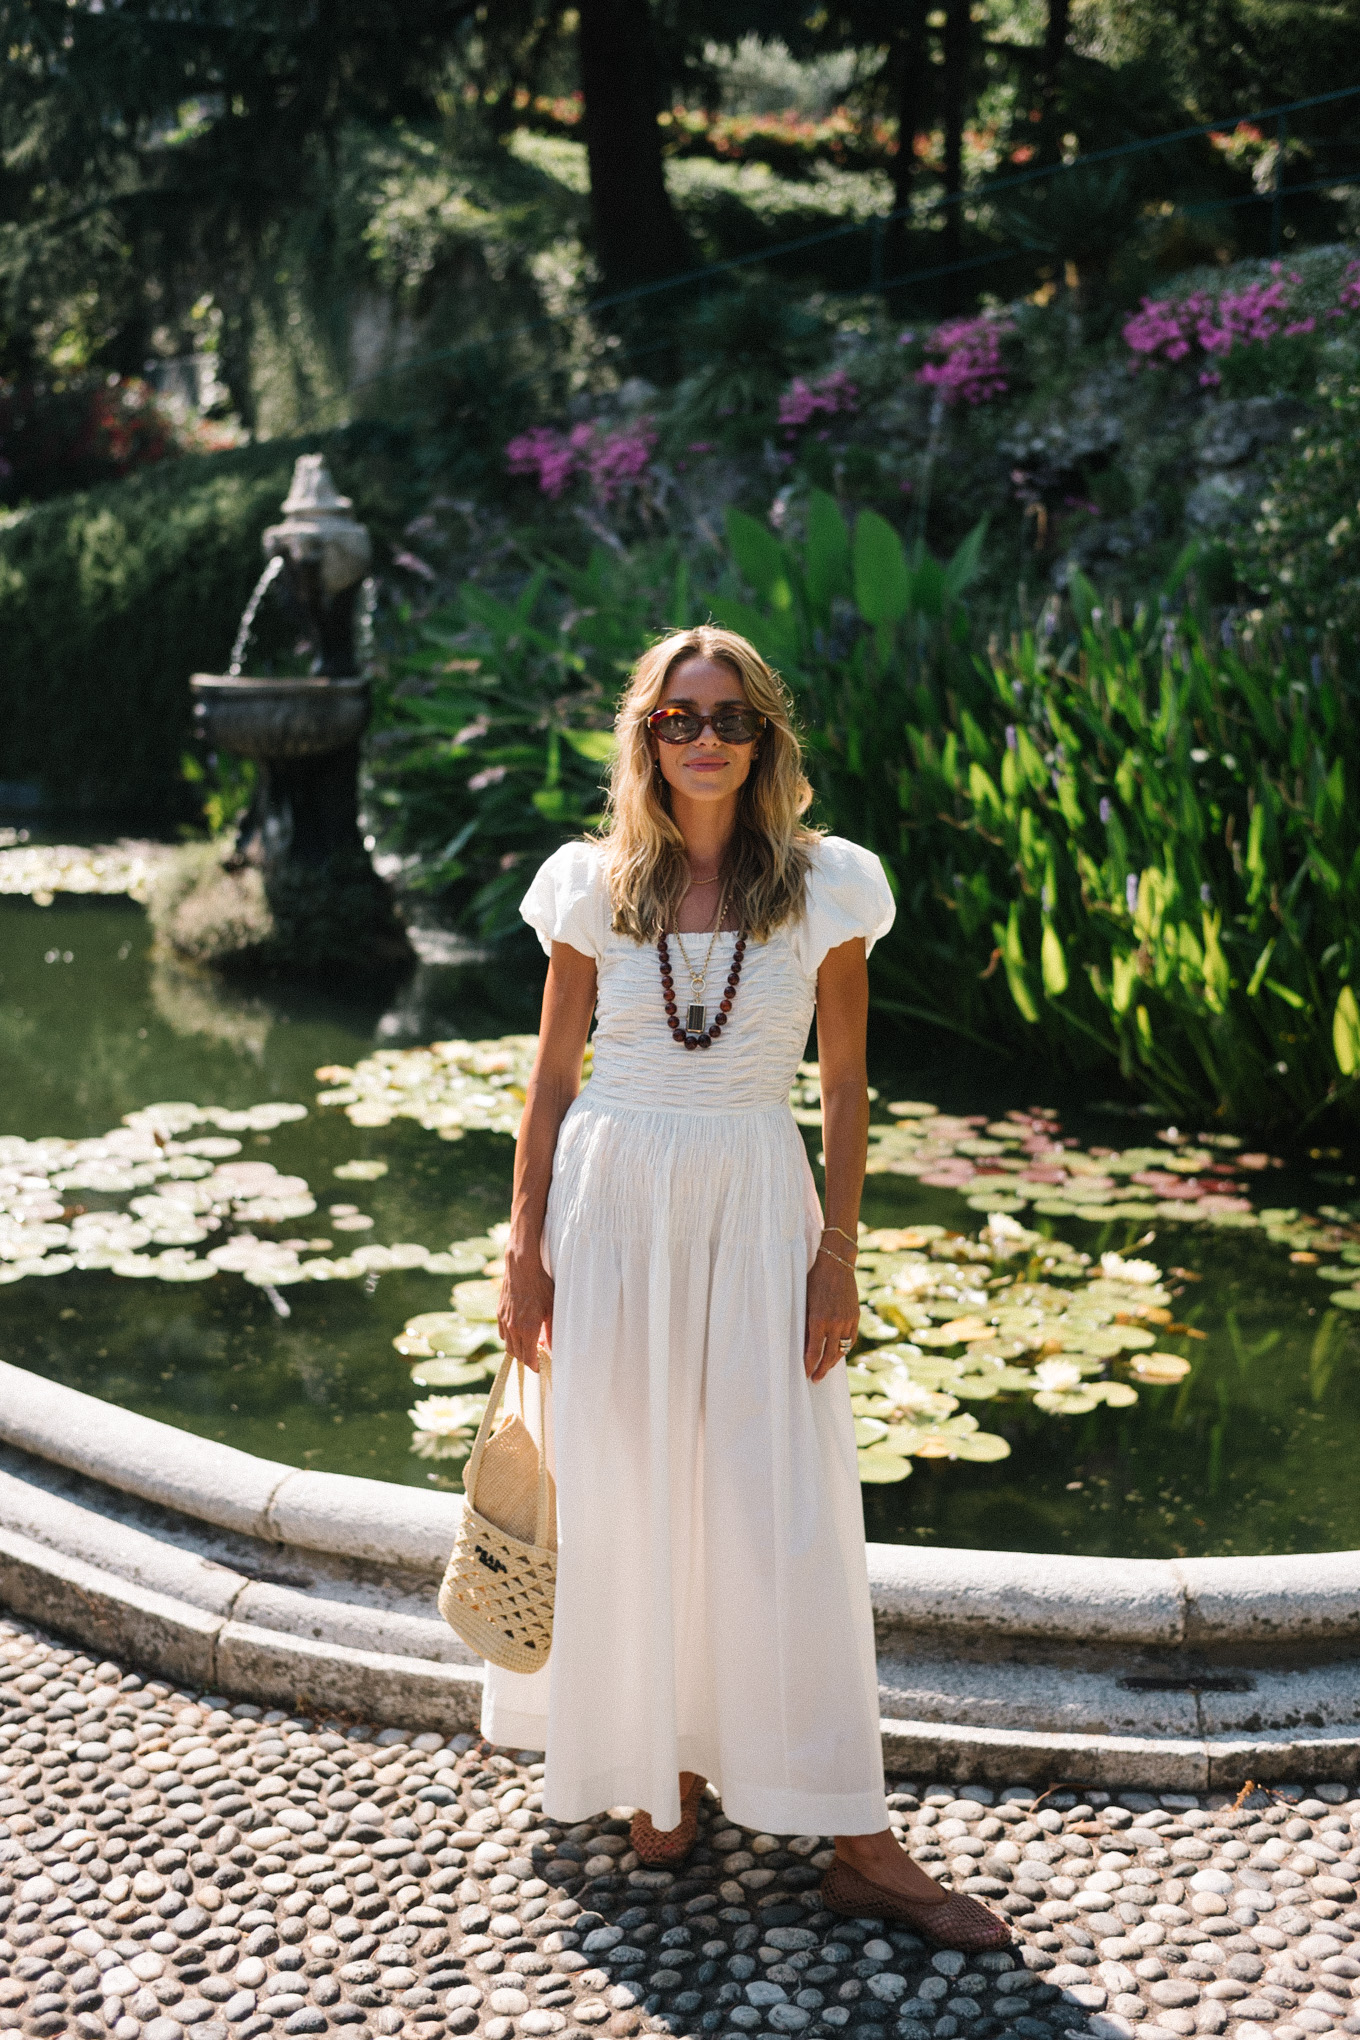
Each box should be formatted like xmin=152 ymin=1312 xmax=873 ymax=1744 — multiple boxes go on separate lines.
xmin=0 ymin=1612 xmax=1355 ymax=2040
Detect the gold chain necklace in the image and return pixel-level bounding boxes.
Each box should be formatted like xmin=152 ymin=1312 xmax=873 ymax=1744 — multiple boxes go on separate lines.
xmin=670 ymin=882 xmax=730 ymax=1034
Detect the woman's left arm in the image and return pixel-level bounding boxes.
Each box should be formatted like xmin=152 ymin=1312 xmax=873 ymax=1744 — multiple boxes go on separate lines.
xmin=805 ymin=936 xmax=870 ymax=1383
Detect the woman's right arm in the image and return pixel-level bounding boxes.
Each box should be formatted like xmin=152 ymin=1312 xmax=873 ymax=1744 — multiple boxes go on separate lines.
xmin=498 ymin=941 xmax=597 ymax=1371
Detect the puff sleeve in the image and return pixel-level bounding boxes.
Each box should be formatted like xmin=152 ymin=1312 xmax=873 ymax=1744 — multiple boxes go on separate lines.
xmin=789 ymin=836 xmax=896 ymax=978
xmin=519 ymin=841 xmax=612 ymax=961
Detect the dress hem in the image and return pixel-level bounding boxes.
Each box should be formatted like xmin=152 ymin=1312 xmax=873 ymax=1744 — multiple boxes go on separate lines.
xmin=479 ymin=1699 xmax=887 ymax=1839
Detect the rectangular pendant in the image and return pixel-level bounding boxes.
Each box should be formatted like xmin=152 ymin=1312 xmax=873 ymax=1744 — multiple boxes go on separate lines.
xmin=685 ymin=1001 xmax=707 ymax=1034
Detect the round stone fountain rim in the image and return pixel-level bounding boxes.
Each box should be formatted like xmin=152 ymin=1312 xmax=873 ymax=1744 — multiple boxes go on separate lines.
xmin=1 ymin=1357 xmax=1357 ymax=1635
xmin=0 ymin=1360 xmax=1355 ymax=1774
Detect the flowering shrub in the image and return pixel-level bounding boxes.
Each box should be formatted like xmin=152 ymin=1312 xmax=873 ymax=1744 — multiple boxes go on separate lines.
xmin=914 ymin=315 xmax=1015 ymax=406
xmin=1123 ymin=262 xmax=1360 ymax=386
xmin=0 ymin=374 xmax=179 ymax=504
xmin=505 ymin=418 xmax=658 ymax=504
xmin=777 ymin=368 xmax=858 ymax=437
xmin=1123 ymin=279 xmax=1296 ymax=364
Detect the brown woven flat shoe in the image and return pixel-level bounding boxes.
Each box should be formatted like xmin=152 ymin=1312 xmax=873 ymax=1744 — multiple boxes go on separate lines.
xmin=630 ymin=1776 xmax=706 ymax=1868
xmin=820 ymin=1859 xmax=1012 ymax=1952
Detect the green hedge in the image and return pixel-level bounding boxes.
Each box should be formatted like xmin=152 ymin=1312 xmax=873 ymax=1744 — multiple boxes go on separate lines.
xmin=0 ymin=426 xmax=414 ymax=814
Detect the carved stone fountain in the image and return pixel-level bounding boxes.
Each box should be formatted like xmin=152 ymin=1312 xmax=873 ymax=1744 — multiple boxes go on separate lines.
xmin=152 ymin=456 xmax=412 ymax=979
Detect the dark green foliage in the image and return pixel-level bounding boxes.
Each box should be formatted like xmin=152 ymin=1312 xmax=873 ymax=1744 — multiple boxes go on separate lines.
xmin=720 ymin=495 xmax=1360 ymax=1128
xmin=1233 ymin=376 xmax=1360 ymax=647
xmin=361 ymin=486 xmax=1360 ymax=1129
xmin=0 ymin=428 xmax=416 ymax=813
xmin=369 ymin=546 xmax=703 ymax=940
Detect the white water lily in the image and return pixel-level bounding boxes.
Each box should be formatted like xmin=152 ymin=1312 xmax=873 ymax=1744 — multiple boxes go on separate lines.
xmin=876 ymin=1369 xmax=949 ymax=1413
xmin=984 ymin=1212 xmax=1028 ymax=1239
xmin=408 ymin=1394 xmax=487 ymax=1458
xmin=1033 ymin=1357 xmax=1084 ymax=1393
xmin=409 ymin=1393 xmax=487 ymax=1436
xmin=891 ymin=1262 xmax=937 ymax=1297
xmin=1100 ymin=1251 xmax=1160 ymax=1284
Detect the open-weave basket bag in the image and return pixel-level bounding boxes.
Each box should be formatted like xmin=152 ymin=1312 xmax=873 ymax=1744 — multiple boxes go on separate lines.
xmin=438 ymin=1349 xmax=556 ymax=1674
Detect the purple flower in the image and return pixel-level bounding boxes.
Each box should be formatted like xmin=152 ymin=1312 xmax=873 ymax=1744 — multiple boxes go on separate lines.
xmin=505 ymin=416 xmax=659 ymax=503
xmin=1012 ymin=678 xmax=1024 ymax=701
xmin=1005 ymin=724 xmax=1017 ymax=751
xmin=916 ymin=314 xmax=1014 ymax=407
xmin=1221 ymin=617 xmax=1235 ymax=648
xmin=1099 ymin=797 xmax=1112 ymax=824
xmin=505 ymin=426 xmax=582 ymax=498
xmin=1312 ymin=653 xmax=1324 ymax=685
xmin=777 ymin=368 xmax=859 ymax=432
xmin=1125 ymin=872 xmax=1139 ymax=914
xmin=1200 ymin=883 xmax=1212 ymax=905
xmin=588 ymin=421 xmax=658 ymax=503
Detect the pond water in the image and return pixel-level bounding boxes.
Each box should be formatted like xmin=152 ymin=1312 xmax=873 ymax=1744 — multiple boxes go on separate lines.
xmin=1 ymin=889 xmax=1358 ymax=1562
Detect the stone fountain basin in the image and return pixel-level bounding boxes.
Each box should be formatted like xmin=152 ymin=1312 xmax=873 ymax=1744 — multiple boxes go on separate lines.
xmin=0 ymin=1361 xmax=1356 ymax=1779
xmin=190 ymin=674 xmax=369 ymax=761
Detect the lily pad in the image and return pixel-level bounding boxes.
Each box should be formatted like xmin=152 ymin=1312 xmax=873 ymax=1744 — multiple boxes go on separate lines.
xmin=856 ymin=1309 xmax=901 ymax=1342
xmin=334 ymin=1160 xmax=389 ymax=1181
xmin=449 ymin=1278 xmax=501 ymax=1321
xmin=856 ymin=1446 xmax=913 ymax=1482
xmin=1091 ymin=1380 xmax=1140 ymax=1407
xmin=1129 ymin=1353 xmax=1193 ymax=1383
xmin=410 ymin=1356 xmax=496 ymax=1388
xmin=402 ymin=1311 xmax=498 ymax=1356
xmin=949 ymin=1430 xmax=1012 ymax=1461
xmin=1328 ymin=1289 xmax=1360 ymax=1311
xmin=1033 ymin=1388 xmax=1101 ymax=1414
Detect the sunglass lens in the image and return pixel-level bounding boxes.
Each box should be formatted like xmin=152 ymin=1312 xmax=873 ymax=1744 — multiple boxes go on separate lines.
xmin=713 ymin=711 xmax=762 ymax=741
xmin=651 ymin=711 xmax=699 ymax=742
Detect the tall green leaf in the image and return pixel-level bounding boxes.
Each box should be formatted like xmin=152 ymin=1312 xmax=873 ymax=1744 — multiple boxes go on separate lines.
xmin=804 ymin=489 xmax=852 ymax=623
xmin=943 ymin=520 xmax=989 ymax=602
xmin=726 ymin=509 xmax=792 ymax=607
xmin=852 ymin=511 xmax=911 ymax=627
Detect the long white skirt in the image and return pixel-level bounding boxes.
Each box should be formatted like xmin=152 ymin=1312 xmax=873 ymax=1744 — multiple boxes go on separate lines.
xmin=481 ymin=1096 xmax=886 ymax=1837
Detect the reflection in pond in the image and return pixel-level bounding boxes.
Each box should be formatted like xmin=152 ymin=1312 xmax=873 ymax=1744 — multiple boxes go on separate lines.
xmin=0 ymin=891 xmax=1358 ymax=1558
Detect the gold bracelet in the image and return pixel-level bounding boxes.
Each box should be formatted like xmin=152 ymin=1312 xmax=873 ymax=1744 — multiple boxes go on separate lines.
xmin=817 ymin=1245 xmax=857 ymax=1271
xmin=822 ymin=1224 xmax=859 ymax=1249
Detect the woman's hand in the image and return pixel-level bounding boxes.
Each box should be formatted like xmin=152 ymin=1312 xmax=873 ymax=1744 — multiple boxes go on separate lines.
xmin=804 ymin=1247 xmax=860 ymax=1382
xmin=498 ymin=1247 xmax=555 ymax=1373
xmin=497 ymin=939 xmax=596 ymax=1376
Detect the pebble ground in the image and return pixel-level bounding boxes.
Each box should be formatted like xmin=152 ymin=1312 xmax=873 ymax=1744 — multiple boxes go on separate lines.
xmin=0 ymin=1612 xmax=1356 ymax=2040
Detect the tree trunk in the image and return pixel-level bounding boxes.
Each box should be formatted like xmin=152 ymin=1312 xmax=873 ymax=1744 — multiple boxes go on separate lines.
xmin=1037 ymin=0 xmax=1071 ymax=165
xmin=885 ymin=0 xmax=931 ymax=293
xmin=577 ymin=0 xmax=689 ymax=299
xmin=940 ymin=0 xmax=971 ymax=312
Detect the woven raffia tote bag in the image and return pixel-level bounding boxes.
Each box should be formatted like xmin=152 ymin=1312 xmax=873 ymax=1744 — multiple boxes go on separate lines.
xmin=438 ymin=1349 xmax=556 ymax=1674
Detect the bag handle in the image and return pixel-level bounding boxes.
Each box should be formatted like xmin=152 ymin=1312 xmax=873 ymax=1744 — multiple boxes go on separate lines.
xmin=463 ymin=1345 xmax=554 ymax=1550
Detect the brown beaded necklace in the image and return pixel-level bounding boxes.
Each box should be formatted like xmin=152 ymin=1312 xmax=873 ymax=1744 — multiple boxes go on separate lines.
xmin=658 ymin=886 xmax=746 ymax=1051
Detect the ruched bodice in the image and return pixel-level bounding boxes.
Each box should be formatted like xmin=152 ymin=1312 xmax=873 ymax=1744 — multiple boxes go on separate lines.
xmin=590 ymin=925 xmax=811 ymax=1112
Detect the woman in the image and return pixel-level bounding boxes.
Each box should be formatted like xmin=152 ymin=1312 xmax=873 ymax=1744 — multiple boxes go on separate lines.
xmin=488 ymin=625 xmax=1007 ymax=1949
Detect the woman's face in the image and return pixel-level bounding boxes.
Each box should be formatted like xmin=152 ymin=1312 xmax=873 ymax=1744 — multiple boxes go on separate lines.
xmin=649 ymin=656 xmax=758 ymax=810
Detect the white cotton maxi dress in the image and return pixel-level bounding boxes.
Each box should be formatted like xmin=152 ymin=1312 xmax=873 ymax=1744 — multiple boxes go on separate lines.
xmin=480 ymin=834 xmax=896 ymax=1837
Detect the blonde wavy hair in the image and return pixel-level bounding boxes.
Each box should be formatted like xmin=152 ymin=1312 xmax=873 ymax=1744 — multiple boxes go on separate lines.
xmin=598 ymin=625 xmax=819 ymax=942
